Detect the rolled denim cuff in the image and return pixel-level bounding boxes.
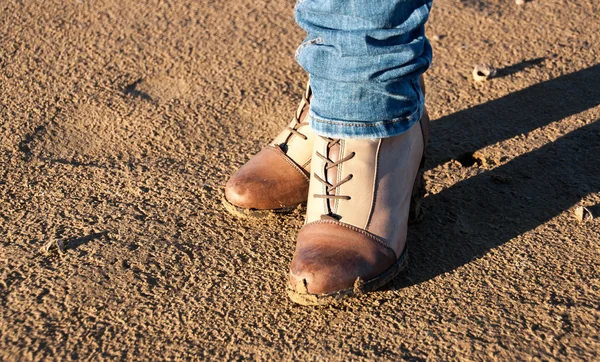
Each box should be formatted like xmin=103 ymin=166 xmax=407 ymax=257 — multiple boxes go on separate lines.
xmin=308 ymin=101 xmax=424 ymax=139
xmin=307 ymin=74 xmax=425 ymax=139
xmin=294 ymin=0 xmax=432 ymax=139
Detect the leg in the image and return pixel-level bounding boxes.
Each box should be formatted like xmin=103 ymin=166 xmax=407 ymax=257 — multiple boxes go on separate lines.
xmin=295 ymin=0 xmax=432 ymax=138
xmin=288 ymin=0 xmax=433 ymax=304
xmin=224 ymin=1 xmax=432 ymax=218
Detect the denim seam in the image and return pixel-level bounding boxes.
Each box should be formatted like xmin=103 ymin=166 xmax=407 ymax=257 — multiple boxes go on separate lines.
xmin=295 ymin=37 xmax=323 ymax=60
xmin=309 ymin=109 xmax=420 ymax=128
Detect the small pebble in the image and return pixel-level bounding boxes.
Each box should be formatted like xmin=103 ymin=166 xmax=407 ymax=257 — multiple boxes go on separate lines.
xmin=473 ymin=64 xmax=497 ymax=82
xmin=574 ymin=206 xmax=594 ymax=223
xmin=41 ymin=239 xmax=66 ymax=254
xmin=516 ymin=0 xmax=525 ymax=5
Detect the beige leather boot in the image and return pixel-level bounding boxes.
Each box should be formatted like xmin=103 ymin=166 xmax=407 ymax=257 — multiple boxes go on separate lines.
xmin=287 ymin=113 xmax=429 ymax=305
xmin=223 ymin=83 xmax=315 ymax=217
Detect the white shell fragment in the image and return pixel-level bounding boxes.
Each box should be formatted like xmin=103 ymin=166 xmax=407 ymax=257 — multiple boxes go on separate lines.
xmin=516 ymin=0 xmax=525 ymax=5
xmin=574 ymin=206 xmax=594 ymax=223
xmin=41 ymin=238 xmax=66 ymax=254
xmin=472 ymin=64 xmax=497 ymax=82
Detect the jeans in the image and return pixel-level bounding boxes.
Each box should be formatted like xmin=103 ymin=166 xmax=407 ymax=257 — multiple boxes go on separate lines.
xmin=295 ymin=0 xmax=433 ymax=139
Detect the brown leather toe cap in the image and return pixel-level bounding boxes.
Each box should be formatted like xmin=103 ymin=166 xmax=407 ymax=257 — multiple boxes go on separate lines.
xmin=225 ymin=145 xmax=310 ymax=210
xmin=288 ymin=220 xmax=397 ymax=295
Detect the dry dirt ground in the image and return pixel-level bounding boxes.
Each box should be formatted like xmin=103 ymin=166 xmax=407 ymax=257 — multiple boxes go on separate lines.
xmin=1 ymin=0 xmax=599 ymax=360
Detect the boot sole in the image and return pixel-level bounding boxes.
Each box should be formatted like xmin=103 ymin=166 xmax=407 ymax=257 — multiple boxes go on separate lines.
xmin=287 ymin=158 xmax=426 ymax=306
xmin=221 ymin=195 xmax=305 ymax=219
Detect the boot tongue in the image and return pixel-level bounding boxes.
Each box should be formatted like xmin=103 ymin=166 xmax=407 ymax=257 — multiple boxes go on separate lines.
xmin=299 ymin=104 xmax=310 ymax=124
xmin=325 ymin=142 xmax=341 ymax=213
xmin=280 ymin=95 xmax=311 ymax=153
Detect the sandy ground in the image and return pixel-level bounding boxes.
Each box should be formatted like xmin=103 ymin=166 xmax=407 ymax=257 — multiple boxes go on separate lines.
xmin=1 ymin=0 xmax=599 ymax=360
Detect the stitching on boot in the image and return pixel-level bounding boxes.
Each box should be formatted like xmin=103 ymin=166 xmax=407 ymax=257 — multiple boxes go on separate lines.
xmin=333 ymin=140 xmax=346 ymax=214
xmin=268 ymin=145 xmax=310 ymax=181
xmin=365 ymin=139 xmax=382 ymax=230
xmin=305 ymin=220 xmax=397 ymax=260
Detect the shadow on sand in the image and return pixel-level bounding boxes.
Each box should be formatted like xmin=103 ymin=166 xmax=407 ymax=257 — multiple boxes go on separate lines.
xmin=394 ymin=64 xmax=600 ymax=287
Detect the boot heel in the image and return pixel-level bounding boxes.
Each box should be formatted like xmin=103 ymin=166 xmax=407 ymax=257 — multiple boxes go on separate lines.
xmin=408 ymin=156 xmax=426 ymax=224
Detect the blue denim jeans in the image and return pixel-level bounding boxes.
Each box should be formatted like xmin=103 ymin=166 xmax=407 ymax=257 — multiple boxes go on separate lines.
xmin=295 ymin=0 xmax=433 ymax=139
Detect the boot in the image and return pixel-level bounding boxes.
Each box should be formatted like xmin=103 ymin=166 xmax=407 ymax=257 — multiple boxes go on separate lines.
xmin=223 ymin=83 xmax=315 ymax=217
xmin=287 ymin=112 xmax=429 ymax=305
